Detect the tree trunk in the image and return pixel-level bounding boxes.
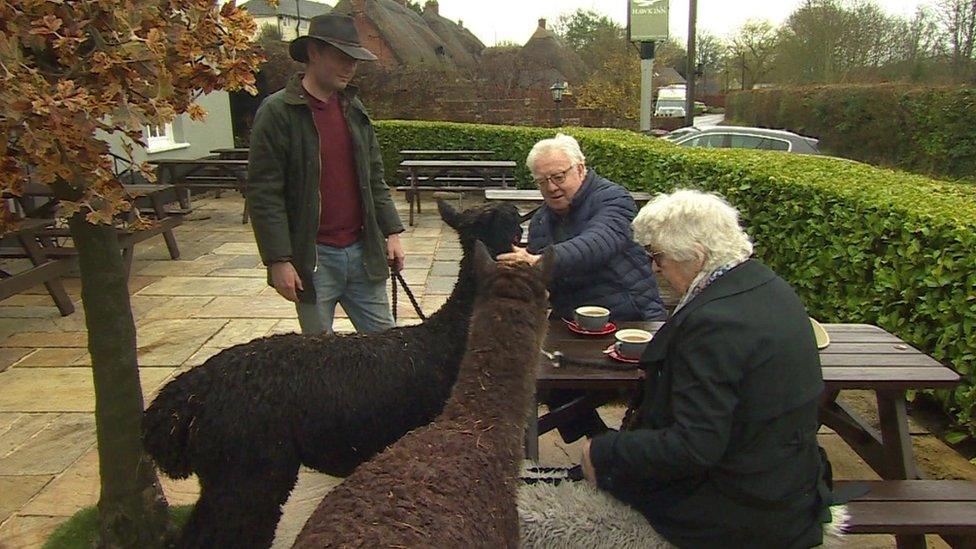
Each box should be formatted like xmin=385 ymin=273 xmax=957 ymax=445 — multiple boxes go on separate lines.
xmin=67 ymin=212 xmax=170 ymax=548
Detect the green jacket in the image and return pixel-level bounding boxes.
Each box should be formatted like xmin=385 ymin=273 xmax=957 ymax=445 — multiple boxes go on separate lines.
xmin=247 ymin=73 xmax=403 ymax=303
xmin=589 ymin=260 xmax=830 ymax=548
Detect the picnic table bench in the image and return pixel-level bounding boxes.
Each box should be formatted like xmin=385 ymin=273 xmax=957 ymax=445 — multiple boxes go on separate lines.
xmin=0 ymin=218 xmax=76 ymax=315
xmin=532 ymin=319 xmax=968 ymax=548
xmin=839 ymin=480 xmax=976 ymax=547
xmin=397 ymin=159 xmax=517 ymax=225
xmin=150 ymin=158 xmax=249 ymax=223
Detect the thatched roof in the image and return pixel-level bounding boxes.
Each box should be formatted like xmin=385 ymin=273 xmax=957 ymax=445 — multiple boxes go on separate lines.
xmin=241 ymin=0 xmax=332 ymax=18
xmin=517 ymin=18 xmax=584 ymax=88
xmin=332 ymin=0 xmax=451 ymax=68
xmin=421 ymin=2 xmax=484 ymax=68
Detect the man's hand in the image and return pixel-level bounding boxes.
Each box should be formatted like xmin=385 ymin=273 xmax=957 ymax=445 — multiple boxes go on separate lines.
xmin=497 ymin=245 xmax=541 ymax=266
xmin=582 ymin=438 xmax=597 ymax=484
xmin=387 ymin=233 xmax=405 ymax=272
xmin=270 ymin=261 xmax=303 ymax=303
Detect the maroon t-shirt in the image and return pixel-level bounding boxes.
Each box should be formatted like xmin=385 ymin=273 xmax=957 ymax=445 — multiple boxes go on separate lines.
xmin=306 ymin=90 xmax=363 ymax=247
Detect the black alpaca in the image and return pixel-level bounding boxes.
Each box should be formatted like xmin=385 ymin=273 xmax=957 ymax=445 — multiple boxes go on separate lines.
xmin=293 ymin=243 xmax=553 ymax=548
xmin=142 ymin=201 xmax=523 ymax=548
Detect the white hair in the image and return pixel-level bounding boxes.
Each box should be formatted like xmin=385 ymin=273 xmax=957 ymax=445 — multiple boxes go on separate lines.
xmin=632 ymin=189 xmax=753 ymax=272
xmin=526 ymin=133 xmax=586 ymax=172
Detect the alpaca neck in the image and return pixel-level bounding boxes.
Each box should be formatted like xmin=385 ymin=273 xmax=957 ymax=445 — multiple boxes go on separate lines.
xmin=442 ymin=301 xmax=546 ymax=421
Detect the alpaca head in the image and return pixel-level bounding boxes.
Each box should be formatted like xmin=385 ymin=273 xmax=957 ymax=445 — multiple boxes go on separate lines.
xmin=472 ymin=241 xmax=554 ymax=307
xmin=437 ymin=200 xmax=522 ymax=258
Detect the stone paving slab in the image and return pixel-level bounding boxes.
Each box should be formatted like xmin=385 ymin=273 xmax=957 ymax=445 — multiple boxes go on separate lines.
xmin=11 ymin=349 xmax=89 ymax=368
xmin=136 ymin=319 xmax=228 ymax=366
xmin=0 ymin=514 xmax=63 ymax=549
xmin=0 ymin=414 xmax=94 ymax=476
xmin=0 ymin=413 xmax=60 ymax=458
xmin=207 ymin=319 xmax=278 ymax=348
xmin=137 ymin=276 xmax=266 ymax=297
xmin=192 ymin=296 xmax=300 ymax=319
xmin=0 ymin=476 xmax=52 ymax=523
xmin=136 ymin=296 xmax=215 ymax=322
xmin=0 ymin=368 xmax=175 ymax=413
xmin=0 ymin=350 xmax=32 ymax=374
xmin=1 ymin=332 xmax=87 ymax=349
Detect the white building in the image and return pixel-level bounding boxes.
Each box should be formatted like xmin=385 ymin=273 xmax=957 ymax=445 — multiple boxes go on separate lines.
xmin=240 ymin=0 xmax=333 ymax=41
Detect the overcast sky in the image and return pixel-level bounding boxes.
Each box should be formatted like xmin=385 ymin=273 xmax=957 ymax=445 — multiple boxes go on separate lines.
xmin=304 ymin=0 xmax=936 ymax=47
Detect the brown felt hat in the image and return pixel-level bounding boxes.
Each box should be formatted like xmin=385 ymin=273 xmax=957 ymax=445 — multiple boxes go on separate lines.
xmin=289 ymin=14 xmax=378 ymax=63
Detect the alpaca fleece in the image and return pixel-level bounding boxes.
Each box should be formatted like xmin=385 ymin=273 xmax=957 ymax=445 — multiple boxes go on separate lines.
xmin=293 ymin=244 xmax=553 ymax=549
xmin=142 ymin=201 xmax=523 ymax=549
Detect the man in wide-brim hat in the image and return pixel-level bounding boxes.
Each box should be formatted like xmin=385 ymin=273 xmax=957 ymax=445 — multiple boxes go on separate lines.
xmin=247 ymin=14 xmax=406 ymax=335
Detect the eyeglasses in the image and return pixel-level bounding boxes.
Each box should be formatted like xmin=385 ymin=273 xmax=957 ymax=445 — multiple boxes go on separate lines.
xmin=646 ymin=249 xmax=666 ymax=264
xmin=533 ymin=165 xmax=576 ymax=187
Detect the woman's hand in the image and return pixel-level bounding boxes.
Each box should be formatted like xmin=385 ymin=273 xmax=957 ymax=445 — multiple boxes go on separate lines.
xmin=582 ymin=438 xmax=597 ymax=484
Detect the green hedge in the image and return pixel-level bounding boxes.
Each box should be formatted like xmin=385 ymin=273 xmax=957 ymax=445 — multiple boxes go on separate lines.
xmin=376 ymin=120 xmax=976 ymax=438
xmin=725 ymin=85 xmax=976 ymax=182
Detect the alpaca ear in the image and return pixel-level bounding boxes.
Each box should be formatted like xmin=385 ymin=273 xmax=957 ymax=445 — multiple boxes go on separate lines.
xmin=437 ymin=200 xmax=461 ymax=229
xmin=473 ymin=240 xmax=495 ymax=280
xmin=537 ymin=247 xmax=556 ymax=283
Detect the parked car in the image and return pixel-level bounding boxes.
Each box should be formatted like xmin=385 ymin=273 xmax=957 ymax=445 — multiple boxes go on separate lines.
xmin=672 ymin=126 xmax=820 ymax=154
xmin=661 ymin=126 xmax=701 ymax=141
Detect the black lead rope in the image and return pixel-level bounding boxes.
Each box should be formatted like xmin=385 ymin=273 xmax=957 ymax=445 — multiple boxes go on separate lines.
xmin=391 ymin=267 xmax=426 ymax=323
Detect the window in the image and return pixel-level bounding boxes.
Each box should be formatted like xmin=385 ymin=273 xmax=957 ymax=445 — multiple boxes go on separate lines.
xmin=681 ymin=134 xmax=725 ymax=148
xmin=144 ymin=122 xmax=189 ymax=153
xmin=145 ymin=123 xmax=174 ymax=150
xmin=727 ymin=134 xmax=765 ymax=149
xmin=758 ymin=138 xmax=790 ymax=151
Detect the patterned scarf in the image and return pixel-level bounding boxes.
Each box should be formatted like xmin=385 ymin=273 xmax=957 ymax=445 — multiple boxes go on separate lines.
xmin=672 ymin=258 xmax=748 ymax=314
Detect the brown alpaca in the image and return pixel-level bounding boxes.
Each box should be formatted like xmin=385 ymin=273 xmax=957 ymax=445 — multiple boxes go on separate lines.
xmin=293 ymin=243 xmax=553 ymax=549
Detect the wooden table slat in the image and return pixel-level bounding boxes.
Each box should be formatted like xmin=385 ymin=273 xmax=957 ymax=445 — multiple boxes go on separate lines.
xmin=838 ymin=481 xmax=976 ymax=502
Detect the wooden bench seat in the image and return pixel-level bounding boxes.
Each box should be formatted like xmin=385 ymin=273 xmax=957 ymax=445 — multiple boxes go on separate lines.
xmin=838 ymin=480 xmax=976 ymax=546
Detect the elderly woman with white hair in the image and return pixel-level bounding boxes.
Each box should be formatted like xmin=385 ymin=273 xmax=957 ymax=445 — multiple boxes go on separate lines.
xmin=572 ymin=189 xmax=834 ymax=547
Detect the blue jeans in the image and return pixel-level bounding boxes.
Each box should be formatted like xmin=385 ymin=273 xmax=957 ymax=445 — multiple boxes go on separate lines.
xmin=295 ymin=241 xmax=394 ymax=335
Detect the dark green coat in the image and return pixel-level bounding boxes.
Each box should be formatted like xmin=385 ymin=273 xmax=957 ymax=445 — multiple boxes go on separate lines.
xmin=246 ymin=74 xmax=403 ymax=303
xmin=589 ymin=260 xmax=830 ymax=548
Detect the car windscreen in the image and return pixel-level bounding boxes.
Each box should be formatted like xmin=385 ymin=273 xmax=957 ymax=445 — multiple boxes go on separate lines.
xmin=656 ymin=99 xmax=684 ymax=108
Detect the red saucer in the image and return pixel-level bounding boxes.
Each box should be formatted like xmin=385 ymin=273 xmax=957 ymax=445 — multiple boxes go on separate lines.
xmin=563 ymin=318 xmax=617 ymax=336
xmin=603 ymin=344 xmax=640 ymax=364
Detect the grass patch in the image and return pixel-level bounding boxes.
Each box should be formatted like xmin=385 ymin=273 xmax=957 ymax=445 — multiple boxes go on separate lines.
xmin=43 ymin=505 xmax=193 ymax=549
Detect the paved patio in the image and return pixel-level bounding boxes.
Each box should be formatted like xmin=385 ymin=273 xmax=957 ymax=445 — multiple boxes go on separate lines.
xmin=0 ymin=193 xmax=971 ymax=548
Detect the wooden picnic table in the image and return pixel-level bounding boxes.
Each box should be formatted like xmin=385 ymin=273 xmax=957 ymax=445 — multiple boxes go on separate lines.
xmin=399 ymin=149 xmax=494 ymax=158
xmin=150 ymin=158 xmax=249 ymax=223
xmin=3 ymin=182 xmax=184 ymax=273
xmin=531 ymin=319 xmax=959 ymax=486
xmin=398 ymin=159 xmax=517 ymax=225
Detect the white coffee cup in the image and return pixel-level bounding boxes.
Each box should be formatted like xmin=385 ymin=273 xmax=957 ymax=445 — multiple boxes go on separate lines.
xmin=573 ymin=306 xmax=610 ymax=331
xmin=614 ymin=329 xmax=652 ymax=359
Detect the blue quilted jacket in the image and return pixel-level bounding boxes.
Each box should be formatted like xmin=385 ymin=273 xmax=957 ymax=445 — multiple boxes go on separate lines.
xmin=527 ymin=169 xmax=666 ymax=321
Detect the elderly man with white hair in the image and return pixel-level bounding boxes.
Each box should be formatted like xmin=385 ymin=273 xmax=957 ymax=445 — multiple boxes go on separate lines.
xmin=563 ymin=189 xmax=833 ymax=547
xmin=500 ymin=133 xmax=667 ymax=444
